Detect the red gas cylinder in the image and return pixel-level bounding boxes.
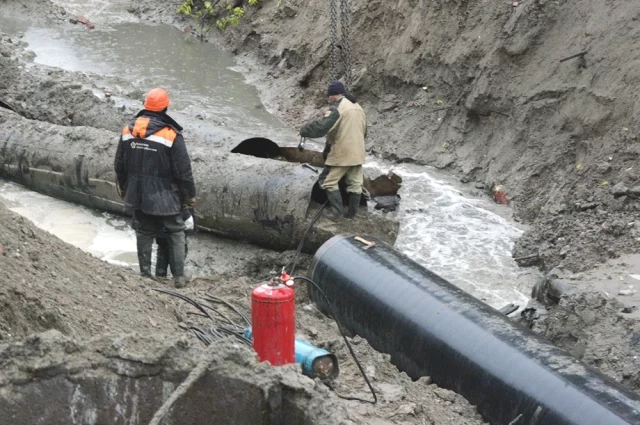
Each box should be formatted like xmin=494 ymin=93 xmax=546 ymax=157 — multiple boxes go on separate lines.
xmin=251 ymin=277 xmax=295 ymax=366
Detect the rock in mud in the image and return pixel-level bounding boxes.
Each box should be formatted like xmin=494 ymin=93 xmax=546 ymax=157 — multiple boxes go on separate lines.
xmin=612 ymin=182 xmax=630 ymax=197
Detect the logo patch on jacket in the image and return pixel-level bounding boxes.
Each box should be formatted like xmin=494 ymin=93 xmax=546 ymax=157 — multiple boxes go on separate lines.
xmin=324 ymin=110 xmax=331 ymax=118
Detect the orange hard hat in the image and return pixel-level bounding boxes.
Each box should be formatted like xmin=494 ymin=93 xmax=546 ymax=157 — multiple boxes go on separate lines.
xmin=144 ymin=88 xmax=171 ymax=112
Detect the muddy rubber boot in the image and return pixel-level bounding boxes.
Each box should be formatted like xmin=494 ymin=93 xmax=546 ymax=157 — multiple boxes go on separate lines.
xmin=155 ymin=238 xmax=169 ymax=277
xmin=167 ymin=231 xmax=187 ymax=288
xmin=345 ymin=193 xmax=361 ymax=219
xmin=174 ymin=276 xmax=188 ymax=288
xmin=322 ymin=190 xmax=344 ymax=222
xmin=136 ymin=235 xmax=154 ymax=277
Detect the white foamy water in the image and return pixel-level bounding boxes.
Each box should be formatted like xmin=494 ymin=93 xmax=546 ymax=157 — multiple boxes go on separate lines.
xmin=365 ymin=160 xmax=531 ymax=308
xmin=0 ymin=181 xmax=137 ymax=266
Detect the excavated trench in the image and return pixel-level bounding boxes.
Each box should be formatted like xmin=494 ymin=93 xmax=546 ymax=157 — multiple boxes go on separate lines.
xmin=0 ymin=332 xmax=343 ymax=425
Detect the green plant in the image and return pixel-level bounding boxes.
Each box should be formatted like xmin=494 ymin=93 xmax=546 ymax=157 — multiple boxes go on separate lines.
xmin=177 ymin=0 xmax=259 ymax=38
xmin=216 ymin=5 xmax=247 ymax=30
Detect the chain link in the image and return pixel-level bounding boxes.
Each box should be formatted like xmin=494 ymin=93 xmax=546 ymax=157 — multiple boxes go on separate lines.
xmin=329 ymin=0 xmax=352 ymax=89
xmin=329 ymin=0 xmax=339 ymax=81
xmin=340 ymin=0 xmax=352 ymax=91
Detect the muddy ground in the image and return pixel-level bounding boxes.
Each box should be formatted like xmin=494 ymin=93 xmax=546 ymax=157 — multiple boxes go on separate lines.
xmin=0 ymin=200 xmax=487 ymax=425
xmin=0 ymin=0 xmax=639 ymax=422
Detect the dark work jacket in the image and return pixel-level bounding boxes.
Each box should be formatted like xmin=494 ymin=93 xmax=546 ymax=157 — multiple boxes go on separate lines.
xmin=114 ymin=110 xmax=196 ymax=216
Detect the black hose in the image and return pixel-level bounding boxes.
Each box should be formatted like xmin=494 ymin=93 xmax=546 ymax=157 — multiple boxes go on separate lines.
xmin=288 ymin=201 xmax=327 ymax=276
xmin=293 ymin=275 xmax=377 ymax=405
xmin=153 ymin=288 xmax=215 ymax=322
xmin=202 ymin=293 xmax=251 ymax=327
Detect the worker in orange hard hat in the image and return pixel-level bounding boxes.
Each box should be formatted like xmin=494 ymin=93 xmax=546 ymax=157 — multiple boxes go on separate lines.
xmin=114 ymin=88 xmax=196 ymax=288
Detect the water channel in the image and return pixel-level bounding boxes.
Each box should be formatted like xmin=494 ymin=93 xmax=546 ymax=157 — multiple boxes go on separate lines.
xmin=0 ymin=1 xmax=538 ymax=308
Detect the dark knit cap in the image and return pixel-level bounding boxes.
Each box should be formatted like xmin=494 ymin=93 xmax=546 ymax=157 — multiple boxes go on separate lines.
xmin=327 ymin=80 xmax=346 ymax=96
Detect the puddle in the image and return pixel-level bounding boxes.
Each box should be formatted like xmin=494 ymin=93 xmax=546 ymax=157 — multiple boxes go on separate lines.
xmin=0 ymin=180 xmax=137 ymax=266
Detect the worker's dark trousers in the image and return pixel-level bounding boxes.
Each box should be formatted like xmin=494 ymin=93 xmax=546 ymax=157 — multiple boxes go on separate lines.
xmin=135 ymin=211 xmax=185 ymax=278
xmin=155 ymin=237 xmax=189 ymax=277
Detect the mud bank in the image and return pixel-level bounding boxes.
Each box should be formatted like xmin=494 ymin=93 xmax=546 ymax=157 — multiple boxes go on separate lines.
xmin=0 ymin=331 xmax=348 ymax=425
xmin=0 ymin=29 xmax=131 ymax=131
xmin=1 ymin=0 xmax=633 ymax=421
xmin=130 ymin=0 xmax=640 ymax=275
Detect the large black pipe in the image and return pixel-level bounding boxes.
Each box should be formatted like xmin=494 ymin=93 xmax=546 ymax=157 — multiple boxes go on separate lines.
xmin=0 ymin=109 xmax=399 ymax=251
xmin=308 ymin=235 xmax=640 ymax=425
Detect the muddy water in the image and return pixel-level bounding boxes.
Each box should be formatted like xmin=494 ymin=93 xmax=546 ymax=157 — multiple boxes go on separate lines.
xmin=0 ymin=5 xmax=539 ymax=309
xmin=0 ymin=180 xmax=137 ymax=265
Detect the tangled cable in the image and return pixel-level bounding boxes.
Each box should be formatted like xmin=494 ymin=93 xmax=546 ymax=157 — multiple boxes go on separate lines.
xmin=152 ymin=288 xmax=251 ymax=347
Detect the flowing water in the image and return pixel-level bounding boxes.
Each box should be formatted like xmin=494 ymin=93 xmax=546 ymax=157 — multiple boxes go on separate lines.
xmin=0 ymin=2 xmax=539 ymax=308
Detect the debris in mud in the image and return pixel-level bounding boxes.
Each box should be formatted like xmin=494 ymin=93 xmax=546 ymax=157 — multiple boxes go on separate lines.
xmin=69 ymin=16 xmax=95 ymax=29
xmin=492 ymin=184 xmax=509 ymax=205
xmin=619 ymin=286 xmax=637 ymax=296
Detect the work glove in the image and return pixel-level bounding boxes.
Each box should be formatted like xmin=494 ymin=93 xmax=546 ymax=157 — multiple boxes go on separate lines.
xmin=184 ymin=214 xmax=194 ymax=231
xmin=181 ymin=209 xmax=196 ymax=232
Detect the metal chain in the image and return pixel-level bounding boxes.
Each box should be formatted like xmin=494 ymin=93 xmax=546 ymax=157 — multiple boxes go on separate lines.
xmin=340 ymin=0 xmax=352 ymax=91
xmin=330 ymin=0 xmax=339 ymax=81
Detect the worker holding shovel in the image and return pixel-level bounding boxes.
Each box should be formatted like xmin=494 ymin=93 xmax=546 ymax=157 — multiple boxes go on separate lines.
xmin=300 ymin=81 xmax=367 ymax=221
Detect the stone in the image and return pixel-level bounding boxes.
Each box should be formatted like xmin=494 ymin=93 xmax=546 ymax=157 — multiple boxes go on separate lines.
xmin=570 ymin=341 xmax=587 ymax=359
xmin=611 ymin=182 xmax=629 ymax=197
xmin=597 ymin=162 xmax=612 ymax=174
xmin=547 ymin=279 xmax=575 ymax=303
xmin=622 ymin=306 xmax=638 ymax=314
xmin=308 ymin=326 xmax=319 ymax=338
xmin=433 ymin=387 xmax=456 ymax=402
xmin=576 ymin=202 xmax=598 ymax=211
xmin=377 ymin=383 xmax=404 ymax=402
xmin=388 ymin=403 xmax=417 ymax=417
xmin=282 ymin=5 xmax=297 ymax=17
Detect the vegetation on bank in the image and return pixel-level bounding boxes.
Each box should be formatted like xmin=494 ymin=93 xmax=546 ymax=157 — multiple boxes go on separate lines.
xmin=177 ymin=0 xmax=259 ymax=39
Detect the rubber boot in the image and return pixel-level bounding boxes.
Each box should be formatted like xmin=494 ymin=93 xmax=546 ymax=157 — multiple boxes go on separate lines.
xmin=345 ymin=193 xmax=361 ymax=219
xmin=155 ymin=238 xmax=169 ymax=278
xmin=167 ymin=231 xmax=188 ymax=288
xmin=136 ymin=234 xmax=154 ymax=278
xmin=322 ymin=190 xmax=344 ymax=222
